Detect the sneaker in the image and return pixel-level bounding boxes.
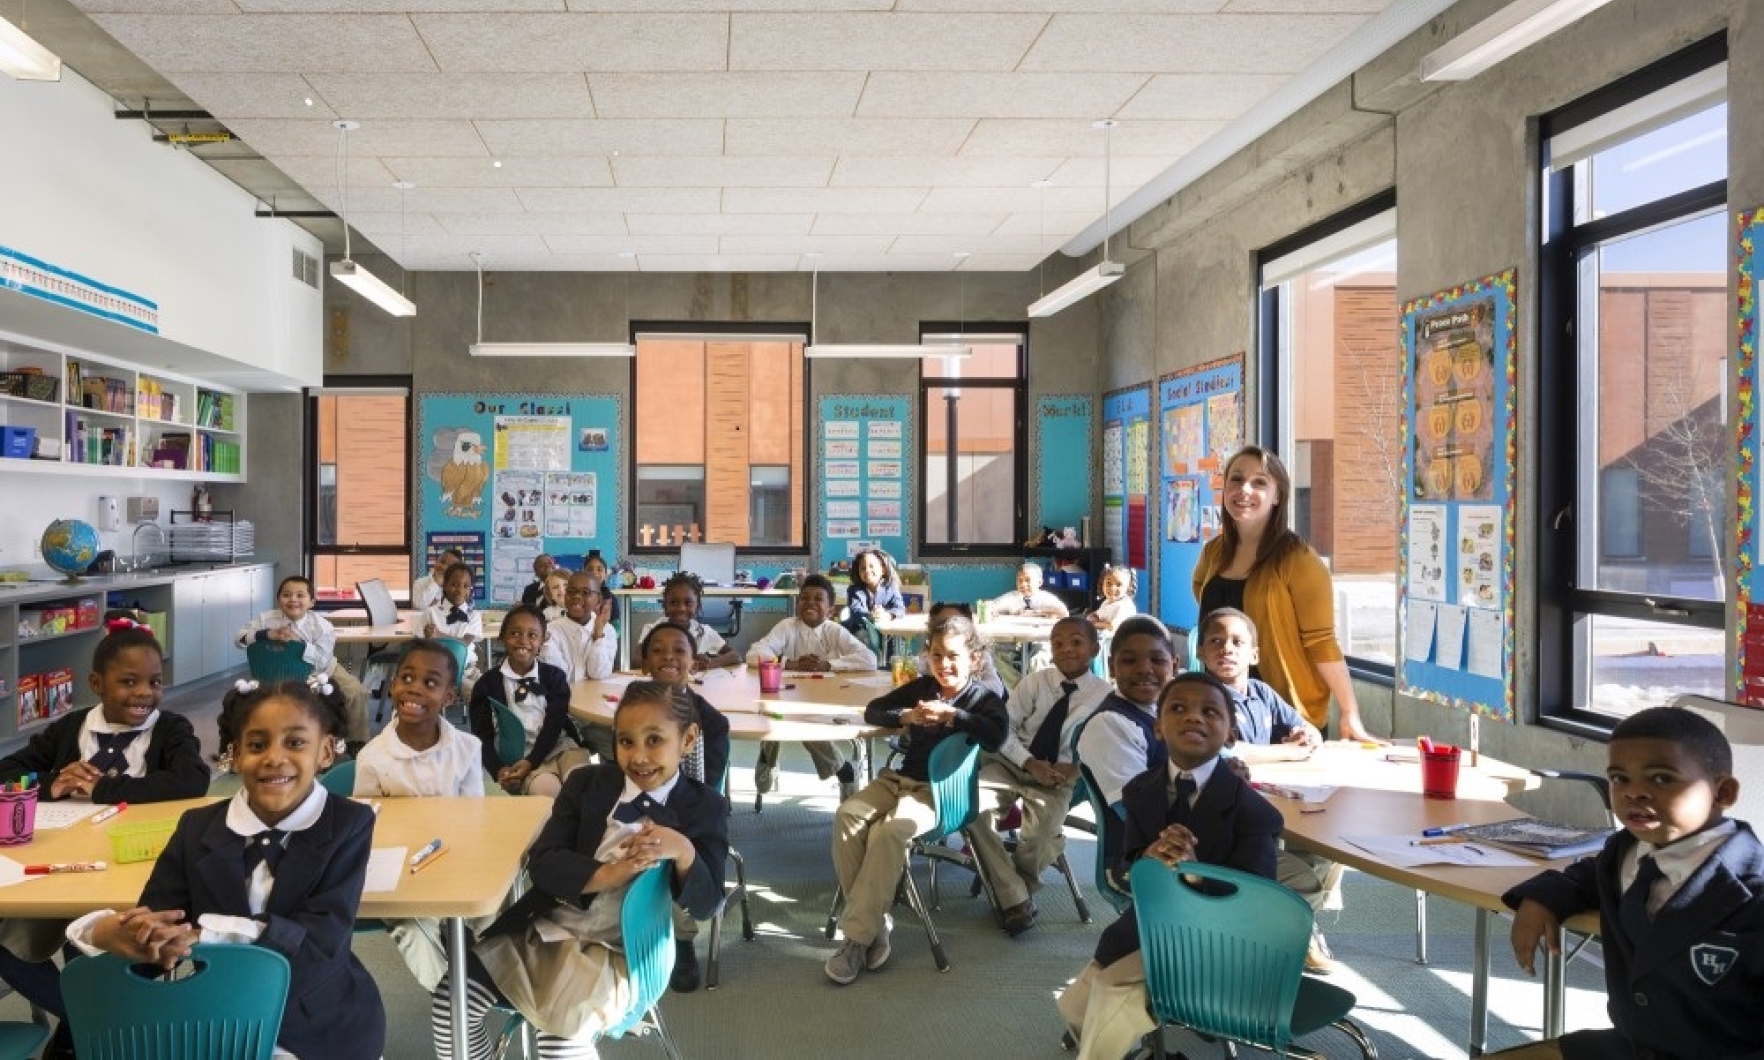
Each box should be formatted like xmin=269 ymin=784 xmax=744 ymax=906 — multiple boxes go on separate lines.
xmin=866 ymin=914 xmax=893 ymax=970
xmin=825 ymin=939 xmax=868 ymax=985
xmin=1305 ymin=925 xmax=1337 ymax=975
xmin=670 ymin=939 xmax=701 ymax=992
xmin=1002 ymin=898 xmax=1039 ymax=937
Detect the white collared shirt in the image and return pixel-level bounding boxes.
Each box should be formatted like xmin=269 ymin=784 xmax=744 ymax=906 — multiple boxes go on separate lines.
xmin=235 ymin=610 xmax=339 ymax=670
xmin=427 ymin=600 xmax=483 ymax=641
xmin=1166 ymin=756 xmax=1221 ymax=809
xmin=999 ymin=667 xmax=1109 ymax=768
xmin=77 ymin=708 xmax=160 ymax=779
xmin=353 ymin=721 xmax=484 ymax=798
xmin=637 ymin=618 xmax=727 ymax=657
xmin=743 ymin=617 xmax=877 ymax=671
xmin=1623 ymin=818 xmax=1738 ymax=917
xmin=541 ymin=615 xmax=617 ymax=681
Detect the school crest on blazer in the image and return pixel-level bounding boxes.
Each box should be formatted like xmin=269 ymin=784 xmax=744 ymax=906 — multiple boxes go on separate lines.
xmin=1691 ymin=942 xmax=1738 ymax=985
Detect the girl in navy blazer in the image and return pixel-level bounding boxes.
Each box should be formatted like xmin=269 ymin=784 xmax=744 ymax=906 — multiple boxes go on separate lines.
xmin=434 ymin=679 xmax=728 ymax=1057
xmin=67 ymin=678 xmax=384 ymax=1060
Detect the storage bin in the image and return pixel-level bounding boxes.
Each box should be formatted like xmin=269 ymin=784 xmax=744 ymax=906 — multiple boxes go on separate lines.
xmin=109 ymin=817 xmax=177 ymax=864
xmin=0 ymin=426 xmax=36 ymax=459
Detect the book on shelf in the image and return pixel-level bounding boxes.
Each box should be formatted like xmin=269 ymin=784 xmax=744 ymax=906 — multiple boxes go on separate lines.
xmin=1454 ymin=818 xmax=1615 ymax=860
xmin=152 ymin=431 xmax=192 ymax=470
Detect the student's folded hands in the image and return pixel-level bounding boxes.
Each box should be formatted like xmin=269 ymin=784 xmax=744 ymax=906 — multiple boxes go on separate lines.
xmin=94 ymin=907 xmax=199 ymax=969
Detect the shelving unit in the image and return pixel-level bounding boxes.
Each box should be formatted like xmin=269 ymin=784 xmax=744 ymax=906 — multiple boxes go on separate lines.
xmin=4 ymin=587 xmax=106 ymax=738
xmin=0 ymin=336 xmax=246 ymax=481
xmin=1025 ymin=546 xmax=1113 ymax=614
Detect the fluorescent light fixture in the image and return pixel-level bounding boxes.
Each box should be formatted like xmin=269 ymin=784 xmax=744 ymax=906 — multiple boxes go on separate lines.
xmin=0 ymin=16 xmax=60 ymax=81
xmin=330 ymin=259 xmax=416 ymax=318
xmin=805 ymin=344 xmax=971 ymax=359
xmin=469 ymin=342 xmax=635 ymax=358
xmin=1027 ymin=261 xmax=1125 ymax=318
xmin=1420 ymin=0 xmax=1619 ymax=82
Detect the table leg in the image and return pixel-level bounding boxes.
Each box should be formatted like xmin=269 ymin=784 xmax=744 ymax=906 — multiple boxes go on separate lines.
xmin=448 ymin=915 xmax=468 ymax=1053
xmin=1415 ymin=888 xmax=1429 ymax=964
xmin=1470 ymin=908 xmax=1491 ymax=1057
xmin=1543 ymin=926 xmax=1566 ymax=1038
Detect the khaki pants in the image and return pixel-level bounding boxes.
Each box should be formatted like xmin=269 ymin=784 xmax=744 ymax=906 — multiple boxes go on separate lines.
xmin=1277 ymin=846 xmax=1344 ymax=914
xmin=1056 ymin=955 xmax=1153 ymax=1060
xmin=830 ymin=771 xmax=937 ymax=945
xmin=328 ymin=660 xmax=370 ymax=744
xmin=755 ymin=739 xmax=850 ymax=785
xmin=969 ymin=754 xmax=1076 ymax=909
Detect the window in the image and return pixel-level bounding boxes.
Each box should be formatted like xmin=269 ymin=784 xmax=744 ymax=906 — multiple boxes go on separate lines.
xmin=631 ymin=330 xmax=807 ymax=552
xmin=307 ymin=384 xmax=412 ymax=601
xmin=1539 ymin=37 xmax=1728 ymax=728
xmin=918 ymin=330 xmax=1027 ymax=553
xmin=1257 ymin=197 xmax=1399 ymax=669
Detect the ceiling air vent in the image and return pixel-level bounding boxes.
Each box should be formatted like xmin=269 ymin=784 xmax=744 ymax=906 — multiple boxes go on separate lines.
xmin=291 ymin=247 xmax=320 ymax=290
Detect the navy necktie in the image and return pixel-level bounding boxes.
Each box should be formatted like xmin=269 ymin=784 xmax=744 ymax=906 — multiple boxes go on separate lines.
xmin=88 ymin=730 xmax=143 ymax=776
xmin=243 ymin=829 xmax=286 ymax=875
xmin=1620 ymin=854 xmax=1664 ymax=941
xmin=447 ymin=606 xmax=470 ymax=625
xmin=513 ymin=676 xmax=541 ymax=703
xmin=1028 ymin=681 xmax=1079 ymax=765
xmin=1168 ymin=773 xmax=1197 ymax=826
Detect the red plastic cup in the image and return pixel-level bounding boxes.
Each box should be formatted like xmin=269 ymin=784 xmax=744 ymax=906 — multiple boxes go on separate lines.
xmin=1421 ymin=748 xmax=1462 ymax=800
xmin=758 ymin=660 xmax=784 ymax=694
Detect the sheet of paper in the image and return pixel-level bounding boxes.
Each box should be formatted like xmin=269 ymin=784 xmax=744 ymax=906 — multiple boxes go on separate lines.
xmin=840 ymin=672 xmax=896 ymax=688
xmin=0 ymin=856 xmax=31 ymax=888
xmin=1405 ymin=602 xmax=1437 ymax=663
xmin=1466 ymin=608 xmax=1504 ymax=678
xmin=1435 ymin=604 xmax=1467 ymax=670
xmin=1407 ymin=505 xmax=1448 ymax=600
xmin=33 ymin=802 xmax=103 ymax=830
xmin=364 ymin=846 xmax=407 ymax=894
xmin=1344 ymin=834 xmax=1532 ymax=868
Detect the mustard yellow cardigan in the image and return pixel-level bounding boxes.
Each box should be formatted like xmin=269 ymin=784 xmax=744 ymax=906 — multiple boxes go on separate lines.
xmin=1192 ymin=537 xmax=1345 ymax=730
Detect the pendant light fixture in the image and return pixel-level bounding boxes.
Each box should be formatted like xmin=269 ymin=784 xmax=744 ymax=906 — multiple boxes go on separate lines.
xmin=328 ymin=120 xmax=416 ymax=318
xmin=805 ymin=260 xmax=971 ymax=359
xmin=467 ymin=252 xmax=634 ymax=357
xmin=0 ymin=2 xmax=59 ymax=81
xmin=1027 ymin=119 xmax=1124 ymax=318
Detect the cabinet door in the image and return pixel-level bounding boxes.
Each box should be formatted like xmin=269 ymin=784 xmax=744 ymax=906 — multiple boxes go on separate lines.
xmin=202 ymin=571 xmax=248 ymax=678
xmin=170 ymin=576 xmax=207 ymax=685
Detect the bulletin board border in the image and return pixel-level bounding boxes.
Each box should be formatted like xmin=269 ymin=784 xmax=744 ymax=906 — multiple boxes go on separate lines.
xmin=1396 ymin=270 xmax=1518 ymax=723
xmin=1735 ymin=207 xmax=1763 ymax=700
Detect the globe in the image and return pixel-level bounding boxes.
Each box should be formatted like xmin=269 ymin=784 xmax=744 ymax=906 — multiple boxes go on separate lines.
xmin=42 ymin=519 xmax=101 ymax=582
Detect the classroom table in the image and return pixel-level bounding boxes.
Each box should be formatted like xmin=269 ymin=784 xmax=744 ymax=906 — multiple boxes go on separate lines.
xmin=611 ymin=585 xmax=798 ymax=666
xmin=570 ymin=667 xmax=893 ymax=744
xmin=874 ymin=612 xmax=1060 ymax=670
xmin=0 ymin=795 xmax=551 ymax=1052
xmin=1254 ymin=745 xmax=1600 ymax=1056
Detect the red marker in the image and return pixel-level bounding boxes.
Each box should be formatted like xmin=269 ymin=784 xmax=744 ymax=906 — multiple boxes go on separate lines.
xmin=25 ymin=861 xmax=106 ymax=875
xmin=91 ymin=802 xmax=127 ymax=824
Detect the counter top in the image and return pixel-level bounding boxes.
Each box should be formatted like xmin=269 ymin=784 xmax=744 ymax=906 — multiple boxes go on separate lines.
xmin=0 ymin=560 xmax=272 ymax=605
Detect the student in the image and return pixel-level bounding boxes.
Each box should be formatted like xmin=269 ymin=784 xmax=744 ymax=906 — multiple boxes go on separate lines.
xmin=1073 ymin=615 xmax=1178 ymax=891
xmin=1056 ymin=671 xmax=1282 ymax=1060
xmin=638 ymin=571 xmax=738 ymax=671
xmin=540 ymin=569 xmax=571 ymax=623
xmin=1088 ymin=566 xmax=1138 ymax=632
xmin=826 ymin=613 xmax=1007 ymax=985
xmin=424 ymin=562 xmax=484 ymax=648
xmin=0 ymin=615 xmax=209 ymax=1059
xmin=236 ymin=574 xmax=371 ymax=745
xmin=1494 ymin=706 xmax=1764 ymax=1060
xmin=990 ymin=562 xmax=1070 ymax=618
xmin=413 ymin=548 xmax=462 ymax=612
xmin=470 ymin=604 xmax=589 ymax=798
xmin=1195 ymin=606 xmax=1340 ymax=973
xmin=583 ymin=548 xmax=621 ymax=625
xmin=637 ymin=620 xmax=732 ymax=993
xmin=843 ymin=548 xmax=906 ymax=635
xmin=970 ymin=616 xmax=1110 ymax=935
xmin=745 ymin=573 xmax=876 ymax=801
xmin=435 ymin=680 xmax=728 ymax=1056
xmin=67 ymin=679 xmax=385 ymax=1060
xmin=541 ymin=572 xmax=618 ymax=686
xmin=919 ymin=602 xmax=1006 ymax=698
xmin=520 ymin=554 xmax=557 ymax=607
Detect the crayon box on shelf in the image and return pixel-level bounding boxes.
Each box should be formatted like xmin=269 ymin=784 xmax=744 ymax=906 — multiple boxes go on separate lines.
xmin=15 ymin=675 xmax=40 ymax=728
xmin=43 ymin=669 xmax=75 ymax=718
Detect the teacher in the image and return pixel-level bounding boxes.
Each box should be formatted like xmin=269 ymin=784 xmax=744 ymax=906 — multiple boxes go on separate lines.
xmin=1192 ymin=445 xmax=1378 ymax=742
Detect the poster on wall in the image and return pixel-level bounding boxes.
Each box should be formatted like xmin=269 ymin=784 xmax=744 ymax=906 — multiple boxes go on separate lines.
xmin=1736 ymin=207 xmax=1764 ymax=707
xmin=1155 ymin=354 xmax=1245 ymax=630
xmin=423 ymin=531 xmax=486 ymax=604
xmin=816 ymin=395 xmax=911 ymax=566
xmin=1397 ymin=270 xmax=1518 ymax=723
xmin=1102 ymin=385 xmax=1153 ymax=612
xmin=419 ymin=394 xmax=622 ymax=605
xmin=1034 ymin=395 xmax=1094 ymax=540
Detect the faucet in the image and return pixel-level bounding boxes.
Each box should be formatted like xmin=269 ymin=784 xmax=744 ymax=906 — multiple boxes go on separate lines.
xmin=130 ymin=521 xmax=168 ymax=572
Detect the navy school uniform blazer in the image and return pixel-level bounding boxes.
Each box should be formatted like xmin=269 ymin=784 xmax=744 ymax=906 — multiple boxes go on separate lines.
xmin=1093 ymin=761 xmax=1282 ymax=968
xmin=468 ymin=660 xmax=577 ymax=775
xmin=482 ymin=762 xmax=729 ymax=939
xmin=1503 ymin=822 xmax=1764 ymax=1060
xmin=0 ymin=707 xmax=209 ymax=804
xmin=139 ymin=795 xmax=384 ymax=1060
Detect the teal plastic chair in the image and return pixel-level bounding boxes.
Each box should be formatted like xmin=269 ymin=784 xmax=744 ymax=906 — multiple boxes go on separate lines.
xmin=0 ymin=1022 xmax=45 ymax=1060
xmin=1069 ymin=714 xmax=1132 ymax=916
xmin=823 ymin=733 xmax=995 ymax=971
xmin=488 ymin=698 xmax=531 ymax=767
xmin=245 ymin=639 xmax=315 ymax=684
xmin=1129 ymin=859 xmax=1377 ymax=1060
xmin=318 ymin=758 xmax=357 ymax=796
xmin=62 ymin=944 xmax=291 ymax=1060
xmin=696 ymin=756 xmax=751 ymax=991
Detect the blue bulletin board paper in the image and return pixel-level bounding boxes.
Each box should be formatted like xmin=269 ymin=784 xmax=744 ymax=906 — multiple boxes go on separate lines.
xmin=817 ymin=395 xmax=912 ymax=568
xmin=1156 ymin=355 xmax=1245 ymax=630
xmin=1103 ymin=385 xmax=1153 ymax=613
xmin=1034 ymin=394 xmax=1094 ymax=535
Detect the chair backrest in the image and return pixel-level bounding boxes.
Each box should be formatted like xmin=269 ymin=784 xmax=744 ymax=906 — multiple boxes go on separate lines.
xmin=1129 ymin=858 xmax=1311 ymax=1053
xmin=488 ymin=698 xmax=532 ymax=766
xmin=63 ymin=944 xmax=292 ymax=1060
xmin=319 ymin=759 xmax=357 ymax=797
xmin=245 ymin=639 xmax=316 ymax=684
xmin=1069 ymin=714 xmax=1132 ymax=914
xmin=356 ymin=578 xmax=399 ymax=627
xmin=607 ymin=862 xmax=677 ymax=1039
xmin=679 ymin=542 xmax=737 ymax=626
xmin=920 ymin=733 xmax=982 ymax=843
xmin=436 ymin=638 xmax=472 ymax=689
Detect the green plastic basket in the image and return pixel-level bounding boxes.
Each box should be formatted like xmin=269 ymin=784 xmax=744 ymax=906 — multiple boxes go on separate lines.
xmin=108 ymin=817 xmax=177 ymax=864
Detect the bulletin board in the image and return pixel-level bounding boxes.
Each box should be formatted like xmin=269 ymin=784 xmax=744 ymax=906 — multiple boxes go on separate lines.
xmin=1102 ymin=384 xmax=1153 ymax=613
xmin=1736 ymin=207 xmax=1763 ymax=707
xmin=1034 ymin=394 xmax=1094 ymax=533
xmin=816 ymin=394 xmax=911 ymax=567
xmin=1156 ymin=355 xmax=1245 ymax=630
xmin=417 ymin=393 xmax=622 ymax=605
xmin=1396 ymin=270 xmax=1518 ymax=723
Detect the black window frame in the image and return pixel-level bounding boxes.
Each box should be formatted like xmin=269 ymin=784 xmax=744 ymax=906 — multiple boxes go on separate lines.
xmin=915 ymin=322 xmax=1029 ymax=558
xmin=1536 ymin=34 xmax=1728 ymax=736
xmin=303 ymin=377 xmax=414 ymax=604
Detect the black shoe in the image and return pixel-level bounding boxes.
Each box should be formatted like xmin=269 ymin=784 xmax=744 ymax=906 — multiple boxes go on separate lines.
xmin=670 ymin=940 xmax=701 ymax=993
xmin=43 ymin=1023 xmax=75 ymax=1060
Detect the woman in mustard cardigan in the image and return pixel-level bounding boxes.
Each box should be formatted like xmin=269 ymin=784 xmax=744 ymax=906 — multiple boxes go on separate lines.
xmin=1191 ymin=446 xmax=1381 ymax=743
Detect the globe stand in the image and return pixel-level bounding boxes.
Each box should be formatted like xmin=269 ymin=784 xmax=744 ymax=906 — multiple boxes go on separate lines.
xmin=56 ymin=574 xmax=87 ymax=585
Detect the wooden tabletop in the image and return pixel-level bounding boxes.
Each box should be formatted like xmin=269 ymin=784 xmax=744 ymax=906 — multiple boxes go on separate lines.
xmin=571 ymin=669 xmax=894 ymax=742
xmin=0 ymin=795 xmax=550 ymax=920
xmin=874 ymin=613 xmax=1062 ymax=645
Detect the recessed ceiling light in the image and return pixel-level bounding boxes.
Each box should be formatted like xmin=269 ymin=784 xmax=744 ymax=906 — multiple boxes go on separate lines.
xmin=392 ymin=180 xmax=415 ymax=190
xmin=1031 ymin=179 xmax=1053 ymax=189
xmin=303 ymin=97 xmax=313 ymax=107
xmin=491 ymin=159 xmax=503 ymax=169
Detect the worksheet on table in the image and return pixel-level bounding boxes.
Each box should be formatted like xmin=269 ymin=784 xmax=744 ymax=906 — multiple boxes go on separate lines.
xmin=1344 ymin=834 xmax=1533 ymax=868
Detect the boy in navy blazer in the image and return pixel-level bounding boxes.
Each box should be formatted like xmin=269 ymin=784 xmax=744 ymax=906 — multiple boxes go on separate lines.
xmin=1496 ymin=706 xmax=1764 ymax=1060
xmin=1057 ymin=671 xmax=1282 ymax=1060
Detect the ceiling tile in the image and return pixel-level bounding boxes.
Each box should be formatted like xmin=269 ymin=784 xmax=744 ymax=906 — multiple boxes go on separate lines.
xmin=87 ymin=13 xmax=442 ymax=73
xmin=991 ymin=210 xmax=1101 ymax=236
xmin=74 ymin=2 xmax=243 ymax=12
xmin=1222 ymin=1 xmax=1389 ymax=11
xmin=635 ymin=253 xmax=803 ymax=271
xmin=339 ymin=211 xmax=448 ymax=239
xmin=400 ymin=232 xmax=552 ymax=256
xmin=383 ymin=155 xmax=615 ymax=188
xmin=957 ymin=252 xmax=1043 ymax=270
xmin=563 ymin=1 xmax=892 ymax=10
xmin=324 ymin=185 xmax=529 ymax=215
xmin=272 ymin=154 xmax=400 ymax=194
xmin=413 ymin=13 xmax=729 ymax=73
xmin=613 ymin=156 xmax=834 ymax=188
xmin=1020 ymin=13 xmax=1367 ymax=73
xmin=726 ymin=119 xmax=974 ymax=157
xmin=729 ymin=13 xmax=1047 ymax=71
xmin=589 ymin=73 xmax=867 ymax=118
xmin=627 ymin=213 xmax=814 ymax=235
xmin=855 ymin=72 xmax=1148 ymax=119
xmin=458 ymin=254 xmax=639 ymax=270
xmin=892 ymin=1 xmax=1225 ymax=9
xmin=830 ymin=156 xmax=1062 ymax=188
xmin=722 ymin=187 xmax=927 ymax=214
xmin=169 ymin=74 xmax=337 ymax=118
xmin=812 ymin=212 xmax=1005 ymax=236
xmin=1116 ymin=72 xmax=1290 ymax=120
xmin=442 ymin=213 xmax=631 ymax=236
xmin=1046 ymin=155 xmax=1184 ymax=190
xmin=959 ymin=118 xmax=1224 ymax=157
xmin=888 ymin=233 xmax=1047 ymax=257
xmin=718 ymin=234 xmax=894 ymax=256
xmin=516 ymin=187 xmax=722 ymax=212
xmin=813 ymin=253 xmax=962 ymax=271
xmin=304 ymin=73 xmax=596 ymax=119
xmin=546 ymin=233 xmax=717 ymax=255
xmin=917 ymin=185 xmax=1118 ymax=214
xmin=233 ymin=2 xmax=567 ymax=10
xmin=228 ymin=117 xmax=488 ymax=155
xmin=476 ymin=118 xmax=724 ymax=157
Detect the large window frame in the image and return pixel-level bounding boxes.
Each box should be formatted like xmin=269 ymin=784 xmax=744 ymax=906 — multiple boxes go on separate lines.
xmin=916 ymin=324 xmax=1028 ymax=557
xmin=304 ymin=380 xmax=413 ymax=604
xmin=1537 ymin=36 xmax=1729 ymax=734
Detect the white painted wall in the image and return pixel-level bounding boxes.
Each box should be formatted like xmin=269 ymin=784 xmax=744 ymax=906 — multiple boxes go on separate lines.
xmin=0 ymin=476 xmax=198 ymax=574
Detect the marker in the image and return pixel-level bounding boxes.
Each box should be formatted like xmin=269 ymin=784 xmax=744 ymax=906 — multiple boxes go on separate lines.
xmin=1299 ymin=807 xmax=1327 ymax=815
xmin=25 ymin=861 xmax=106 ymax=875
xmin=409 ymin=838 xmax=442 ymax=867
xmin=1412 ymin=836 xmax=1471 ymax=846
xmin=410 ymin=847 xmax=450 ymax=874
xmin=91 ymin=802 xmax=127 ymax=824
xmin=782 ymin=683 xmax=798 ymax=691
xmin=1422 ymin=823 xmax=1472 ymax=837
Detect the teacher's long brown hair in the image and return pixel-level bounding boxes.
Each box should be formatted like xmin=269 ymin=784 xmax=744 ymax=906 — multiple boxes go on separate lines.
xmin=1217 ymin=445 xmax=1306 ymax=575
